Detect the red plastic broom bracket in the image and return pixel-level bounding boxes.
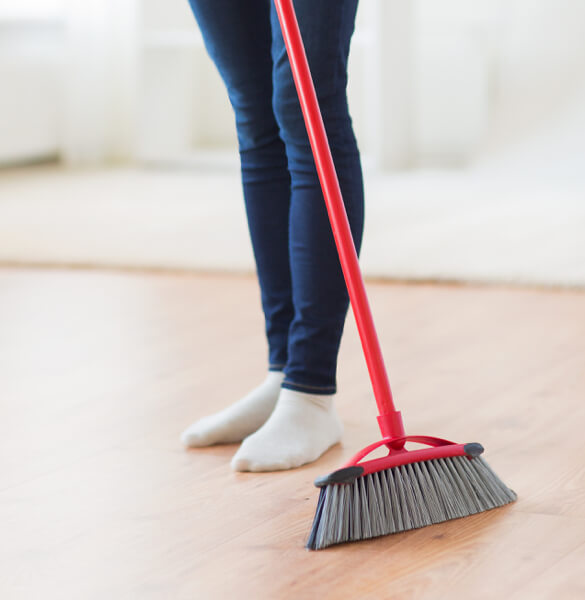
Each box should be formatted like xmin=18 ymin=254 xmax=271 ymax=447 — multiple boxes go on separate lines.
xmin=341 ymin=436 xmax=483 ymax=478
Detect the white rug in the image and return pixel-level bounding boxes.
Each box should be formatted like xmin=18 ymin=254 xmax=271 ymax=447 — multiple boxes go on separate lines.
xmin=1 ymin=159 xmax=583 ymax=288
xmin=363 ymin=168 xmax=585 ymax=287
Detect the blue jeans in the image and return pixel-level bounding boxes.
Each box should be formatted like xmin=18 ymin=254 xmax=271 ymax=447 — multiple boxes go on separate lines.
xmin=188 ymin=0 xmax=364 ymax=394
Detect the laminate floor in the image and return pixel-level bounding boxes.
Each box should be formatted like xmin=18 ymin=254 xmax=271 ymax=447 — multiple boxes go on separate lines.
xmin=1 ymin=268 xmax=583 ymax=599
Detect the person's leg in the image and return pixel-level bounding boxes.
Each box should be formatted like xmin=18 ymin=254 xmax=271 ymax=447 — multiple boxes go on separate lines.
xmin=182 ymin=0 xmax=293 ymax=446
xmin=276 ymin=0 xmax=364 ymax=395
xmin=232 ymin=0 xmax=364 ymax=470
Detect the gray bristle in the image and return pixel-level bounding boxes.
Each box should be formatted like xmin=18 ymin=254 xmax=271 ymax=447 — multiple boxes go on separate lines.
xmin=306 ymin=455 xmax=517 ymax=550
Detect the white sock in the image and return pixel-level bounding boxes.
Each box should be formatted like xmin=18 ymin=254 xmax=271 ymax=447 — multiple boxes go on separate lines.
xmin=180 ymin=371 xmax=284 ymax=447
xmin=231 ymin=388 xmax=343 ymax=472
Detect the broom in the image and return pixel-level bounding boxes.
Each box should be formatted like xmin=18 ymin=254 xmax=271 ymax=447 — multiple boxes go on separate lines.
xmin=273 ymin=0 xmax=517 ymax=550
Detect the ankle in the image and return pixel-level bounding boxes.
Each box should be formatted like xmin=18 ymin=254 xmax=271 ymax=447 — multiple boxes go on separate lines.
xmin=278 ymin=387 xmax=334 ymax=411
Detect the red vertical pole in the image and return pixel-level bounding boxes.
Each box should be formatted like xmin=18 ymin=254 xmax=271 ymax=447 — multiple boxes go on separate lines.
xmin=273 ymin=0 xmax=404 ymax=439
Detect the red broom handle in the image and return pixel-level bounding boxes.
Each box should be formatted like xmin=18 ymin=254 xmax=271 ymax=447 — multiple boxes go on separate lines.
xmin=274 ymin=0 xmax=404 ymax=439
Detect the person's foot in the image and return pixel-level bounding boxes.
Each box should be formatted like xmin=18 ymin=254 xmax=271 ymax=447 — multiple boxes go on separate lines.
xmin=231 ymin=388 xmax=343 ymax=472
xmin=180 ymin=371 xmax=284 ymax=447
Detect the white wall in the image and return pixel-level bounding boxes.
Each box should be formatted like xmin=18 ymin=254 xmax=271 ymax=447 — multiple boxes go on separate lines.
xmin=481 ymin=0 xmax=585 ymax=156
xmin=0 ymin=0 xmax=584 ymax=169
xmin=0 ymin=16 xmax=64 ymax=163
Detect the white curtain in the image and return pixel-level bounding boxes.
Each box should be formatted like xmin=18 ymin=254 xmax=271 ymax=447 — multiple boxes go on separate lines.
xmin=62 ymin=0 xmax=138 ymax=165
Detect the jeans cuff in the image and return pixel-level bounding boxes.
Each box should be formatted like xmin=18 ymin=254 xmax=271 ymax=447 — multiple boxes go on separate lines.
xmin=281 ymin=380 xmax=336 ymax=395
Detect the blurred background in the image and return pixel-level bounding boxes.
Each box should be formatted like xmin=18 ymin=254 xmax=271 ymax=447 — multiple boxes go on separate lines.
xmin=1 ymin=0 xmax=584 ymax=286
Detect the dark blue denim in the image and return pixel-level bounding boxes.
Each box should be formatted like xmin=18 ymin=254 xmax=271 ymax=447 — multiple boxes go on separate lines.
xmin=188 ymin=0 xmax=364 ymax=394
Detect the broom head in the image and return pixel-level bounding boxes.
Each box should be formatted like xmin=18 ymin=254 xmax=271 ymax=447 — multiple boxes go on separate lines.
xmin=307 ymin=435 xmax=517 ymax=550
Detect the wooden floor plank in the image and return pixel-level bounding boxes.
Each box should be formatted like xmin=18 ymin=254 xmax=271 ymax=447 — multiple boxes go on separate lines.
xmin=1 ymin=267 xmax=584 ymax=599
